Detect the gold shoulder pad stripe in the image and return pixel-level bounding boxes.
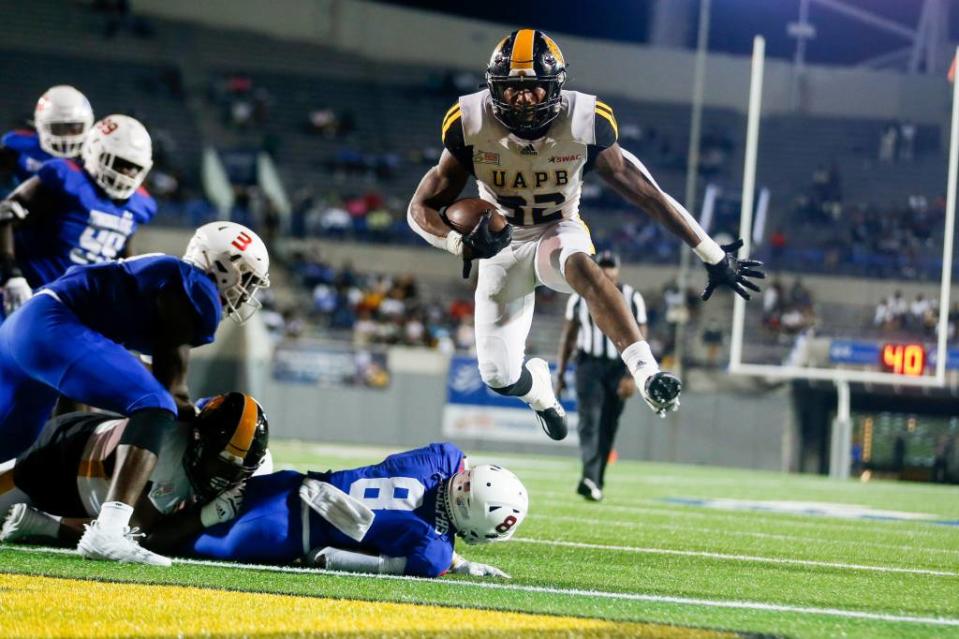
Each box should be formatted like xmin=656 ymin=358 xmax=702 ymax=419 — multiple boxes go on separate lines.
xmin=443 ymin=102 xmax=461 ymax=122
xmin=596 ymin=107 xmax=619 ymax=139
xmin=442 ymin=110 xmax=462 ymax=142
xmin=595 ymin=100 xmax=614 ymax=114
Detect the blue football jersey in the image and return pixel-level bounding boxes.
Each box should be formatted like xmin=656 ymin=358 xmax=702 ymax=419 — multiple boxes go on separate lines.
xmin=1 ymin=129 xmax=52 ymax=184
xmin=44 ymin=254 xmax=221 ymax=354
xmin=307 ymin=442 xmax=466 ymax=577
xmin=14 ymin=158 xmax=157 ymax=288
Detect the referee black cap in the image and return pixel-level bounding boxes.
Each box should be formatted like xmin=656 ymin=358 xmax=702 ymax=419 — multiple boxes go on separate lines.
xmin=595 ymin=250 xmax=620 ymax=268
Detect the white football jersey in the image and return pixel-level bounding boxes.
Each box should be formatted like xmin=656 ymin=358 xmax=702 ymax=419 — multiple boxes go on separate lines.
xmin=443 ymin=89 xmax=618 ymax=233
xmin=77 ymin=417 xmax=192 ymax=517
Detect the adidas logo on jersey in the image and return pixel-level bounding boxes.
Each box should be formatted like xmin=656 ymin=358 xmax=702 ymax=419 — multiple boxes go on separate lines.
xmin=520 ymin=144 xmax=538 ymax=155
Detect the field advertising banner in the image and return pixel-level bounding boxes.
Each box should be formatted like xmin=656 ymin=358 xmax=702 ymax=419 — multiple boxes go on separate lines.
xmin=442 ymin=355 xmax=579 ymax=445
xmin=272 ymin=341 xmax=390 ymax=389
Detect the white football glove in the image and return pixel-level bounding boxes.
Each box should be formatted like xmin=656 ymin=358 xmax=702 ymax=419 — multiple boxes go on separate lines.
xmin=451 ymin=559 xmax=510 ymax=579
xmin=200 ymin=483 xmax=245 ymax=528
xmin=2 ymin=276 xmax=31 ymax=316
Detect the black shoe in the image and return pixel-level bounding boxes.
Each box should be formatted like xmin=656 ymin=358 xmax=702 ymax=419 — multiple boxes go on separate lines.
xmin=535 ymin=404 xmax=568 ymax=440
xmin=576 ymin=478 xmax=603 ymax=501
xmin=642 ymin=371 xmax=682 ymax=418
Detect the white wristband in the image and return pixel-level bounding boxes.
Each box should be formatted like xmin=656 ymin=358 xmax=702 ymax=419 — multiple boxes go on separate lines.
xmin=445 ymin=230 xmax=464 ymax=257
xmin=693 ymin=239 xmax=725 ymax=265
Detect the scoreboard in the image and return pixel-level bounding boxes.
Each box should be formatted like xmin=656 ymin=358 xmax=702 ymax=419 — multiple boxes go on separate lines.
xmin=879 ymin=343 xmax=926 ymax=377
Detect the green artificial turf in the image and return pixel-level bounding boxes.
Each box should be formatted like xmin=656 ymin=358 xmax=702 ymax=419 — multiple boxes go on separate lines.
xmin=2 ymin=440 xmax=957 ymax=639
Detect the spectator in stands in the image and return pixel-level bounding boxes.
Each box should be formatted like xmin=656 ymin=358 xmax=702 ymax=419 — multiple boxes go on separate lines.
xmin=762 ymin=279 xmax=783 ymax=330
xmin=887 ymin=290 xmax=908 ymax=326
xmin=769 ymin=228 xmax=786 ymax=271
xmin=879 ymin=123 xmax=898 ymax=163
xmin=899 ymin=121 xmax=916 ymax=162
xmin=789 ymin=278 xmax=812 ymax=310
xmin=308 ymin=108 xmax=340 ymax=138
xmin=910 ymin=294 xmax=930 ymax=329
xmin=873 ymin=297 xmax=891 ymax=330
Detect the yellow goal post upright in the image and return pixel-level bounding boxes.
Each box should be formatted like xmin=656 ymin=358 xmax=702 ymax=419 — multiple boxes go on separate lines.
xmin=727 ymin=37 xmax=958 ymax=479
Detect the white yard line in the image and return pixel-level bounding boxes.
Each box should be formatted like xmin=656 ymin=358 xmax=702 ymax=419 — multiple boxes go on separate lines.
xmin=2 ymin=545 xmax=957 ymax=628
xmin=534 ymin=493 xmax=957 ymax=537
xmin=527 ymin=514 xmax=959 ymax=556
xmin=510 ymin=538 xmax=959 ymax=577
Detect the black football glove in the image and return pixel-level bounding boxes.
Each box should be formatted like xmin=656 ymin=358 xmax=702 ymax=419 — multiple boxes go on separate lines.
xmin=461 ymin=212 xmax=512 ymax=279
xmin=701 ymin=238 xmax=765 ymax=301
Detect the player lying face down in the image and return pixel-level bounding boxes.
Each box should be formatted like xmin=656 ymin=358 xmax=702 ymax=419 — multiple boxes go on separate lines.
xmin=0 ymin=393 xmax=270 ymax=551
xmin=138 ymin=443 xmax=527 ymax=579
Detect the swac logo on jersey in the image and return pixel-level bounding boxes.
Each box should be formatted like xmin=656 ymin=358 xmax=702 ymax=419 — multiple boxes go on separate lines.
xmin=548 ymin=154 xmax=582 ymax=163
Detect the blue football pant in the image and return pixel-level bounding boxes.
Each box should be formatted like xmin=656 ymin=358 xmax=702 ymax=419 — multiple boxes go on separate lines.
xmin=0 ymin=293 xmax=176 ymax=460
xmin=188 ymin=470 xmax=305 ymax=563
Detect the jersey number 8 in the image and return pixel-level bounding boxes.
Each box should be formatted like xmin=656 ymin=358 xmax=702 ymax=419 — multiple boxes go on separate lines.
xmin=348 ymin=477 xmax=426 ymax=511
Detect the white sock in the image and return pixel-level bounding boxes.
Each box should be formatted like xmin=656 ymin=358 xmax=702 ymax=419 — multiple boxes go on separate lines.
xmin=96 ymin=501 xmax=133 ymax=533
xmin=621 ymin=341 xmax=659 ymax=389
xmin=519 ymin=360 xmax=555 ymax=411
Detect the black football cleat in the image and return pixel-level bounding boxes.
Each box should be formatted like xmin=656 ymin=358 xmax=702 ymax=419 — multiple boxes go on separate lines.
xmin=535 ymin=404 xmax=568 ymax=440
xmin=641 ymin=371 xmax=682 ymax=418
xmin=576 ymin=478 xmax=603 ymax=502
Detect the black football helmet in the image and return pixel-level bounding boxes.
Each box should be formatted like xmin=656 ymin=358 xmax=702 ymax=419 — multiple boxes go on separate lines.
xmin=184 ymin=392 xmax=269 ymax=500
xmin=486 ymin=29 xmax=567 ymax=136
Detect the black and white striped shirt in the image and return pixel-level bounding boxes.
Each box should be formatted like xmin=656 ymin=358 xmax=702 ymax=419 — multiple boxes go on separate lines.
xmin=565 ymin=284 xmax=647 ymax=360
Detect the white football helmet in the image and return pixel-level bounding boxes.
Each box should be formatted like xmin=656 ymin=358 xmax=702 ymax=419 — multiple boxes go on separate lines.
xmin=81 ymin=115 xmax=153 ymax=200
xmin=34 ymin=85 xmax=94 ymax=158
xmin=446 ymin=464 xmax=528 ymax=544
xmin=183 ymin=222 xmax=271 ymax=325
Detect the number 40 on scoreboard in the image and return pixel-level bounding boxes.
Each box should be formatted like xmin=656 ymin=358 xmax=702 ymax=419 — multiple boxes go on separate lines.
xmin=880 ymin=343 xmax=926 ymax=376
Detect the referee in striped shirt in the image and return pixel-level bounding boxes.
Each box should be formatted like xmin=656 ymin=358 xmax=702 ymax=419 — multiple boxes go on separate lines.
xmin=555 ymin=251 xmax=646 ymax=502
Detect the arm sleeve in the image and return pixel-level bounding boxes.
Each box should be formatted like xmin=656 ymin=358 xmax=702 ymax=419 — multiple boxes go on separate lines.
xmin=619 ymin=146 xmax=716 ymax=252
xmin=314 ymin=547 xmax=407 ymax=575
xmin=565 ymin=294 xmax=580 ymax=321
xmin=441 ymin=107 xmax=474 ymax=176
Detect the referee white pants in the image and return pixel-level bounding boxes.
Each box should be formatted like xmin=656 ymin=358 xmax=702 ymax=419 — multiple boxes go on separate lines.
xmin=474 ymin=219 xmax=594 ymax=389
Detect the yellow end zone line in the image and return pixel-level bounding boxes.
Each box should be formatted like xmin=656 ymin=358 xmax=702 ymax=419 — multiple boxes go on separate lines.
xmin=2 ymin=546 xmax=959 ymax=628
xmin=0 ymin=573 xmax=723 ymax=639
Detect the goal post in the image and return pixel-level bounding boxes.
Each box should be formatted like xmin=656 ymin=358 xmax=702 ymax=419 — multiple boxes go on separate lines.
xmin=727 ymin=39 xmax=959 ymax=477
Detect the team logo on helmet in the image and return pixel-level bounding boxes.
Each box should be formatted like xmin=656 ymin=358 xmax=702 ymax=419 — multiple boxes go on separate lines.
xmin=81 ymin=114 xmax=153 ymax=200
xmin=183 ymin=222 xmax=271 ymax=325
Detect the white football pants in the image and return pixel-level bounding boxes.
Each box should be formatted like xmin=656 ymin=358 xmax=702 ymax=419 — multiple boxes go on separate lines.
xmin=474 ymin=218 xmax=594 ymax=388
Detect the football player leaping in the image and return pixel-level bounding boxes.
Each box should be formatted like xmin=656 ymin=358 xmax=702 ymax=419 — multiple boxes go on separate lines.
xmin=408 ymin=29 xmax=764 ymax=439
